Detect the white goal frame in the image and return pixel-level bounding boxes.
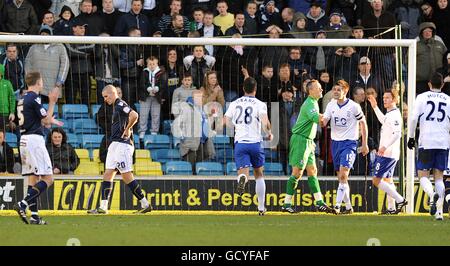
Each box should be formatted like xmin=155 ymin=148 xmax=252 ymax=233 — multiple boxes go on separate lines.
xmin=0 ymin=35 xmax=417 ymax=214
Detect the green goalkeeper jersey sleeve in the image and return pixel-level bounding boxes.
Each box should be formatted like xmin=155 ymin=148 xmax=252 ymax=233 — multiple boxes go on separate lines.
xmin=291 ymin=96 xmax=320 ymax=139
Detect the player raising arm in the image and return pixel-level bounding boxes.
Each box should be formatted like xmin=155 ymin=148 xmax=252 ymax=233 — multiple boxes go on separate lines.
xmin=224 ymin=77 xmax=273 ymax=215
xmin=14 ymin=72 xmax=62 ymax=225
xmin=367 ymin=88 xmax=408 ymax=214
xmin=88 ymin=85 xmax=152 ymax=214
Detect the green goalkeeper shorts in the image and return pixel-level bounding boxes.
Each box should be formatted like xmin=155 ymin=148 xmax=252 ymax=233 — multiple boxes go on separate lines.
xmin=289 ymin=134 xmax=316 ymax=169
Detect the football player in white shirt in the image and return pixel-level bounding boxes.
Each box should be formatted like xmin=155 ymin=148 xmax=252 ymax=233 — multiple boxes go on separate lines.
xmin=367 ymin=88 xmax=408 ymax=214
xmin=408 ymin=72 xmax=450 ymax=220
xmin=224 ymin=77 xmax=273 ymax=216
xmin=321 ymin=80 xmax=369 ymax=214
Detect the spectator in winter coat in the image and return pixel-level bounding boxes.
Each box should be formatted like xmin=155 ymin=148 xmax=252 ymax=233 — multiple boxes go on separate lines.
xmin=53 ymin=5 xmax=75 ymax=35
xmin=3 ymin=0 xmax=39 ymax=34
xmin=0 ymin=130 xmax=15 ymax=173
xmin=46 ymin=127 xmax=80 ymax=174
xmin=183 ymin=45 xmax=216 ymax=90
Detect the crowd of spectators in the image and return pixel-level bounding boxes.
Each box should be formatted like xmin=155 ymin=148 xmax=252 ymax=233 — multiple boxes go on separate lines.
xmin=1 ymin=0 xmax=450 ymax=175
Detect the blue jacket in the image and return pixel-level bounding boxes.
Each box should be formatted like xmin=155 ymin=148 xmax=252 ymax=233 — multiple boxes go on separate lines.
xmin=114 ymin=11 xmax=150 ymax=36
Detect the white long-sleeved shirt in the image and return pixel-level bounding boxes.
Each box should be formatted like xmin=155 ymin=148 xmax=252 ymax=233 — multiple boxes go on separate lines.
xmin=374 ymin=106 xmax=402 ymax=160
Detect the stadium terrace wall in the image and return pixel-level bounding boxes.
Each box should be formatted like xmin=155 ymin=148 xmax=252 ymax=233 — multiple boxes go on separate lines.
xmin=0 ymin=176 xmax=439 ymax=213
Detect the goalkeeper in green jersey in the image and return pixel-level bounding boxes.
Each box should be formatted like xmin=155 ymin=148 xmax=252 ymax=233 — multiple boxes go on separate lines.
xmin=281 ymin=80 xmax=336 ymax=214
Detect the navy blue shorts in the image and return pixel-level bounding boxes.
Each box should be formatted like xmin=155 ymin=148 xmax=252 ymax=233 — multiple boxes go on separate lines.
xmin=331 ymin=140 xmax=358 ymax=171
xmin=373 ymin=156 xmax=397 ymax=178
xmin=417 ymin=148 xmax=449 ymax=171
xmin=234 ymin=142 xmax=265 ymax=170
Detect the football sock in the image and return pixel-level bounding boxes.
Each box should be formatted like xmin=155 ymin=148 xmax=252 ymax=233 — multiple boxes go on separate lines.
xmin=378 ymin=180 xmax=404 ymax=203
xmin=27 ymin=185 xmax=39 ymax=219
xmin=335 ymin=182 xmax=345 ymax=208
xmin=435 ymin=179 xmax=445 ymax=207
xmin=255 ymin=178 xmax=266 ymax=211
xmin=23 ymin=181 xmax=48 ymax=204
xmin=284 ymin=175 xmax=298 ymax=207
xmin=387 ymin=181 xmax=396 ymax=210
xmin=100 ymin=181 xmax=113 ymax=210
xmin=420 ymin=177 xmax=434 ymax=199
xmin=342 ymin=182 xmax=352 ymax=209
xmin=127 ymin=180 xmax=145 ymax=201
xmin=444 ymin=180 xmax=450 ymax=204
xmin=308 ymin=176 xmax=324 ymax=205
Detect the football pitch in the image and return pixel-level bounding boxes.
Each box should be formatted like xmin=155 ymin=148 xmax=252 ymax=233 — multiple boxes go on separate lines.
xmin=1 ymin=211 xmax=449 ymax=246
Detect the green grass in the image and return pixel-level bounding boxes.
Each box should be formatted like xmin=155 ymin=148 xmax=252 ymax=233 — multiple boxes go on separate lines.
xmin=1 ymin=211 xmax=450 ymax=246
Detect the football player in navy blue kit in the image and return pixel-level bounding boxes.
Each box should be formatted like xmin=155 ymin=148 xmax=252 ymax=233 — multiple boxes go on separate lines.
xmin=14 ymin=72 xmax=62 ymax=225
xmin=88 ymin=85 xmax=152 ymax=214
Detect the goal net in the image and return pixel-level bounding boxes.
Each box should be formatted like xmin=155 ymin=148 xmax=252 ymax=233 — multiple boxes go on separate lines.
xmin=0 ymin=31 xmax=417 ymax=214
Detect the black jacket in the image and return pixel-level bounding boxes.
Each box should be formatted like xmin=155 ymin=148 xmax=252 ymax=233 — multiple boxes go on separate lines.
xmin=75 ymin=12 xmax=105 ymax=36
xmin=3 ymin=0 xmax=39 ymax=34
xmin=46 ymin=131 xmax=80 ymax=174
xmin=65 ymin=43 xmax=95 ymax=74
xmin=98 ymin=9 xmax=121 ymax=36
xmin=139 ymin=67 xmax=167 ymax=103
xmin=94 ymin=44 xmax=120 ymax=80
xmin=0 ymin=142 xmax=14 ymax=173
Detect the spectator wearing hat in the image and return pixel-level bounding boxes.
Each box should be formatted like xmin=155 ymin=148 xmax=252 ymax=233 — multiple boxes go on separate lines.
xmin=329 ymin=0 xmax=357 ymax=26
xmin=305 ymin=1 xmax=328 ymax=32
xmin=259 ymin=0 xmax=283 ymax=31
xmin=25 ymin=25 xmax=69 ymax=102
xmin=324 ymin=11 xmax=351 ymax=39
xmin=50 ymin=0 xmax=82 ymax=18
xmin=3 ymin=0 xmax=39 ymax=34
xmin=289 ymin=11 xmax=312 ymax=39
xmin=64 ymin=19 xmax=95 ymax=104
xmin=351 ymin=56 xmax=381 ymax=95
xmin=416 ymin=22 xmax=446 ymax=95
xmin=53 ymin=5 xmax=75 ymax=35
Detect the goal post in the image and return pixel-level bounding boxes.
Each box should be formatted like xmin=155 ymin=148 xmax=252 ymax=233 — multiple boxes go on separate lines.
xmin=0 ymin=34 xmax=417 ymax=214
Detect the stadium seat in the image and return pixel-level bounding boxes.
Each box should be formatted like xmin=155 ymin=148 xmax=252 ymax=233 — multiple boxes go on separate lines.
xmin=163 ymin=120 xmax=173 ymax=136
xmin=215 ymin=149 xmax=234 ymax=164
xmin=212 ymin=135 xmax=231 ymax=150
xmin=225 ymin=162 xmax=253 ymax=175
xmin=5 ymin=132 xmax=17 ymax=148
xmin=225 ymin=162 xmax=237 ymax=176
xmin=151 ymin=149 xmax=180 ymax=163
xmin=135 ymin=149 xmax=152 ymax=161
xmin=196 ymin=162 xmax=224 ymax=176
xmin=264 ymin=162 xmax=284 ymax=176
xmin=91 ymin=104 xmax=101 ymax=119
xmin=74 ymin=161 xmax=101 ymax=175
xmin=92 ymin=149 xmax=101 ymax=162
xmin=81 ymin=134 xmax=103 ymax=150
xmin=43 ymin=103 xmax=59 ymax=118
xmin=134 ymin=161 xmax=163 ymax=176
xmin=264 ymin=149 xmax=279 ymax=161
xmin=165 ymin=161 xmax=193 ymax=175
xmin=72 ymin=118 xmax=99 ymax=134
xmin=67 ymin=133 xmax=81 ymax=148
xmin=75 ymin=148 xmax=91 ymax=163
xmin=171 ymin=136 xmax=181 ymax=148
xmin=144 ymin=134 xmax=170 ymax=150
xmin=62 ymin=104 xmax=89 ymax=119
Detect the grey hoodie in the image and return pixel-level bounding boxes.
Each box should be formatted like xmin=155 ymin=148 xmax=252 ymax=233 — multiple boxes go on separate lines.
xmin=290 ymin=12 xmax=312 ymax=39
